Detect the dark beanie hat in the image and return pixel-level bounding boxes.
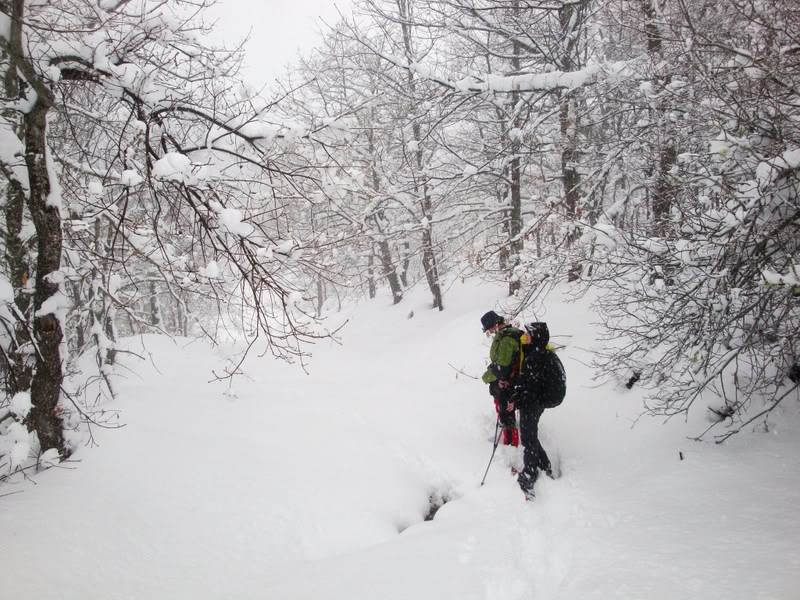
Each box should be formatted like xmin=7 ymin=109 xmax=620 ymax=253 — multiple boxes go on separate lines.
xmin=480 ymin=310 xmax=504 ymax=332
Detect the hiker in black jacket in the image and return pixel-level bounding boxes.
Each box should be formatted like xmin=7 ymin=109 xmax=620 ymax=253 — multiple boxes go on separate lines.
xmin=512 ymin=322 xmax=556 ymax=497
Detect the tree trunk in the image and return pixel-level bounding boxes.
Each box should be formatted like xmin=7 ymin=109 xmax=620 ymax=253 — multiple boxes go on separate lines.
xmin=149 ymin=281 xmax=162 ymax=327
xmin=638 ymin=0 xmax=676 ymax=237
xmin=104 ymin=312 xmax=117 ymax=366
xmin=559 ymin=96 xmax=581 ymax=220
xmin=367 ymin=118 xmax=403 ymax=304
xmin=2 ymin=168 xmax=33 ymax=396
xmin=70 ymin=280 xmax=85 ymax=351
xmin=508 ymin=152 xmax=522 ymax=295
xmin=366 ymin=252 xmax=376 ymax=299
xmin=413 ymin=127 xmax=444 ymax=311
xmin=508 ymin=0 xmax=523 ymax=296
xmin=5 ymin=179 xmax=33 ymax=396
xmin=652 ymin=144 xmax=677 ymax=235
xmin=5 ymin=0 xmax=68 ymax=457
xmin=559 ymin=0 xmax=587 ymax=282
xmin=316 ymin=276 xmax=325 ymax=316
xmin=559 ymin=0 xmax=586 ymax=222
xmin=378 ymin=238 xmax=403 ymax=304
xmin=1 ymin=0 xmax=33 ymax=397
xmin=400 ymin=241 xmax=410 ymax=288
xmin=420 ymin=215 xmax=443 ymax=310
xmin=179 ymin=292 xmax=190 ymax=336
xmin=398 ymin=0 xmax=444 ymax=310
xmin=25 ymin=97 xmax=68 ymax=457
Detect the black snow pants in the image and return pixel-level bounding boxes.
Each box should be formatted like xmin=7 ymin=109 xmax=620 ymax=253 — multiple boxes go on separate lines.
xmin=517 ymin=404 xmax=551 ymax=492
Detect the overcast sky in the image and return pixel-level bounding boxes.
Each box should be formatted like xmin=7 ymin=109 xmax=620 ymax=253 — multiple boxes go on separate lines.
xmin=206 ymin=0 xmax=349 ymax=89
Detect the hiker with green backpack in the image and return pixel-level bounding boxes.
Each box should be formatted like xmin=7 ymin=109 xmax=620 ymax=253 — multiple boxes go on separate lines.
xmin=481 ymin=311 xmax=523 ymax=447
xmin=481 ymin=311 xmax=566 ymax=498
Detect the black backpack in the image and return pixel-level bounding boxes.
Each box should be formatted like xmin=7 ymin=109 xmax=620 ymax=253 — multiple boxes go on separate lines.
xmin=516 ymin=322 xmax=567 ymax=409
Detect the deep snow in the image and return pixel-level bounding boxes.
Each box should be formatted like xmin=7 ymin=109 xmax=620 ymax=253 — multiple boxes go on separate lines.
xmin=2 ymin=281 xmax=799 ymax=599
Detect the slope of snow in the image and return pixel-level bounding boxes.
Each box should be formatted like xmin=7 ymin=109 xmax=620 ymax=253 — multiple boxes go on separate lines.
xmin=2 ymin=280 xmax=798 ymax=599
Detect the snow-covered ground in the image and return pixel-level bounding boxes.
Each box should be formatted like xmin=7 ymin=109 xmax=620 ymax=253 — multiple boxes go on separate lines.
xmin=2 ymin=281 xmax=799 ymax=599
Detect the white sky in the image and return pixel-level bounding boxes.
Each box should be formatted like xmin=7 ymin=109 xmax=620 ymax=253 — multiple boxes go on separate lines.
xmin=206 ymin=0 xmax=350 ymax=90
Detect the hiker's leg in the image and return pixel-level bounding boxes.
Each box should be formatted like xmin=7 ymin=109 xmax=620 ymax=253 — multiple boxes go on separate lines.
xmin=530 ymin=405 xmax=551 ymax=473
xmin=519 ymin=406 xmax=550 ymax=484
xmin=517 ymin=408 xmax=538 ymax=490
xmin=496 ymin=390 xmax=517 ymax=446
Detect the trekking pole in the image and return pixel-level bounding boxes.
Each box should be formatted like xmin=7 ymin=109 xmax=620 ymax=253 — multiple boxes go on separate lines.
xmin=480 ymin=417 xmax=503 ymax=486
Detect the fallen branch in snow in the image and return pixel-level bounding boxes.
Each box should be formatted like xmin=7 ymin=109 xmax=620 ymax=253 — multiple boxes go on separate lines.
xmin=0 ymin=461 xmax=38 ymax=484
xmin=111 ymin=349 xmax=148 ymax=362
xmin=448 ymin=364 xmax=479 ymax=380
xmin=0 ymin=457 xmax=81 ymax=485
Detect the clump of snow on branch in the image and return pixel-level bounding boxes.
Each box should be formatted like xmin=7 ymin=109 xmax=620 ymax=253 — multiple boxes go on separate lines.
xmin=152 ymin=152 xmax=194 ymax=183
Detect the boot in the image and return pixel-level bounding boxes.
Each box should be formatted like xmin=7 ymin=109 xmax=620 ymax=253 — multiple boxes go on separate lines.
xmin=517 ymin=469 xmax=537 ymax=499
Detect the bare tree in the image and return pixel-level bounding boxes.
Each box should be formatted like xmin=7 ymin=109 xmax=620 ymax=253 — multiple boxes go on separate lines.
xmin=0 ymin=0 xmax=348 ymax=466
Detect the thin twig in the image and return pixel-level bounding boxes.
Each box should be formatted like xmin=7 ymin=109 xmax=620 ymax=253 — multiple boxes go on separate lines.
xmin=448 ymin=363 xmax=479 ymax=379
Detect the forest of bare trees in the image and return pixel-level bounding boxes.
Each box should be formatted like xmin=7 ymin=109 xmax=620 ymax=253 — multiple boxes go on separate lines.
xmin=2 ymin=0 xmax=798 ymax=475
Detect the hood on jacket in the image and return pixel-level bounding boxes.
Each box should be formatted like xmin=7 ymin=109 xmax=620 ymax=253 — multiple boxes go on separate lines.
xmin=527 ymin=322 xmax=550 ymax=349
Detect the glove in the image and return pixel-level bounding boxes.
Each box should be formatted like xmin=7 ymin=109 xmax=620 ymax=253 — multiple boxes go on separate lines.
xmin=511 ymin=388 xmax=530 ymax=411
